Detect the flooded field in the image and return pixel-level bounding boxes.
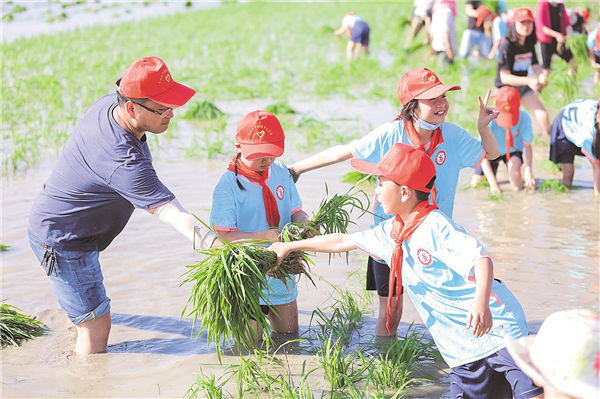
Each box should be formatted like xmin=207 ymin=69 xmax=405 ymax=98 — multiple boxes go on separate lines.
xmin=2 ymin=99 xmax=598 ymax=398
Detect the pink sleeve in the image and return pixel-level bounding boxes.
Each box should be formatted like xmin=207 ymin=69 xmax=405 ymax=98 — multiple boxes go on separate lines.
xmin=535 ymin=1 xmax=550 ymax=43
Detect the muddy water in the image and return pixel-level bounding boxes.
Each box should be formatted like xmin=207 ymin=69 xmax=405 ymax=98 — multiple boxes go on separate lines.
xmin=1 ymin=99 xmax=598 ymax=398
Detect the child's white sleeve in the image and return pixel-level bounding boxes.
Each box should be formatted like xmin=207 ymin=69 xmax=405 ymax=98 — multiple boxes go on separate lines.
xmin=436 ymin=221 xmax=490 ymax=282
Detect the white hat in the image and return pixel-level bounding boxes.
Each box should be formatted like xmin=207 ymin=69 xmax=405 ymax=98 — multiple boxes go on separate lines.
xmin=506 ymin=309 xmax=600 ymax=399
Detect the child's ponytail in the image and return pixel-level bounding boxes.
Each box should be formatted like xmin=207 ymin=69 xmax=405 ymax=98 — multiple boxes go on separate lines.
xmin=234 ymin=153 xmax=246 ymax=191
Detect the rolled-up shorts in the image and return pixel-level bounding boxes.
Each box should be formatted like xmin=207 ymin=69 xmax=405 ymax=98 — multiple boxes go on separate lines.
xmin=550 ymin=108 xmax=584 ymax=164
xmin=450 ymin=347 xmax=544 ymax=399
xmin=474 ymin=151 xmax=524 ymax=175
xmin=350 ymin=21 xmax=370 ymax=46
xmin=366 ymin=257 xmax=403 ymax=297
xmin=28 ymin=229 xmax=111 ymax=325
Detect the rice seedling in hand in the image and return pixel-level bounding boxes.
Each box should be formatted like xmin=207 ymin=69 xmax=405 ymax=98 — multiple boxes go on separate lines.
xmin=341 ymin=171 xmax=377 ymax=185
xmin=184 ymin=101 xmax=226 ymax=120
xmin=310 ymin=185 xmax=369 ymax=236
xmin=181 ymin=238 xmax=313 ymax=360
xmin=0 ymin=302 xmax=47 ymax=348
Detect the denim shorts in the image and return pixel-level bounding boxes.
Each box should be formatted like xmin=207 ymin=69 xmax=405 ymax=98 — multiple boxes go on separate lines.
xmin=28 ymin=229 xmax=111 ymax=325
xmin=450 ymin=347 xmax=544 ymax=399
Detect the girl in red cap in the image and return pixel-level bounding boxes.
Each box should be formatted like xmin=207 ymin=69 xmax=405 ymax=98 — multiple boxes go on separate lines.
xmin=495 ymin=7 xmax=551 ymax=136
xmin=288 ymin=67 xmax=500 ymax=340
xmin=209 ymin=110 xmax=312 ymax=343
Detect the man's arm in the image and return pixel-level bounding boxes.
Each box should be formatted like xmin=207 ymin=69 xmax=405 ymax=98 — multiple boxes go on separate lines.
xmin=288 ymin=145 xmax=353 ymax=180
xmin=466 ymin=257 xmax=493 ymax=338
xmin=149 ymin=199 xmax=218 ymax=249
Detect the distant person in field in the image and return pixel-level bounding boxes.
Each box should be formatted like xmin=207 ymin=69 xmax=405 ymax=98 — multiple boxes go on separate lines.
xmin=287 ymin=67 xmax=500 ymax=340
xmin=458 ymin=0 xmax=493 ymax=60
xmin=488 ymin=8 xmax=512 ymax=59
xmin=28 ymin=57 xmax=219 ymax=355
xmin=535 ymin=0 xmax=575 ymax=80
xmin=566 ymin=8 xmax=589 ymax=35
xmin=549 ymin=99 xmax=600 ymax=196
xmin=429 ymin=0 xmax=458 ymax=69
xmin=587 ymin=27 xmax=600 ymax=84
xmin=334 ymin=12 xmax=370 ymax=60
xmin=405 ymin=0 xmax=434 ymax=50
xmin=496 ymin=7 xmax=551 ymax=136
xmin=471 ymin=86 xmax=536 ymax=193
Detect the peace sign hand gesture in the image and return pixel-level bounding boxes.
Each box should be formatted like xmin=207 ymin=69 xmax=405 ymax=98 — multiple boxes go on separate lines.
xmin=477 ymin=90 xmax=500 ymax=130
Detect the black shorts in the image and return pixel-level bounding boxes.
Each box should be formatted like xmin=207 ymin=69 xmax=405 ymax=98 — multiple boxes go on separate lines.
xmin=474 ymin=151 xmax=524 ymax=175
xmin=550 ymin=108 xmax=583 ymax=164
xmin=366 ymin=257 xmax=403 ymax=297
xmin=516 ymin=85 xmax=533 ymax=98
xmin=540 ymin=40 xmax=574 ymax=69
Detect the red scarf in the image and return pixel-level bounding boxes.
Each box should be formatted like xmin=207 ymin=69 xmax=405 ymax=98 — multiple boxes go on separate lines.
xmin=404 ymin=119 xmax=443 ymax=205
xmin=227 ymin=154 xmax=280 ymax=228
xmin=505 ymin=127 xmax=514 ymax=163
xmin=387 ymin=200 xmax=438 ymax=334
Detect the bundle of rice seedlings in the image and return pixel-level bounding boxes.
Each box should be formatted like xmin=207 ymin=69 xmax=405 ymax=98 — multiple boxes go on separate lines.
xmin=566 ymin=34 xmax=589 ymax=66
xmin=1 ymin=302 xmax=47 ymax=348
xmin=264 ymin=101 xmax=296 ymax=116
xmin=341 ymin=170 xmax=377 ymax=185
xmin=184 ymin=101 xmax=226 ymax=120
xmin=181 ymin=240 xmax=313 ymax=360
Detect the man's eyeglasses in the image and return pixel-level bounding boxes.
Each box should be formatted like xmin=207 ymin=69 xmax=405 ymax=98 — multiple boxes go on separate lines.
xmin=130 ymin=100 xmax=173 ymax=119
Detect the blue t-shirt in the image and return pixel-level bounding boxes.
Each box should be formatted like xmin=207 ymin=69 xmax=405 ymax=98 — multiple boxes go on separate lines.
xmin=350 ymin=212 xmax=529 ymax=368
xmin=29 ymin=94 xmax=174 ymax=252
xmin=491 ymin=16 xmax=508 ymax=58
xmin=349 ymin=120 xmax=484 ymax=226
xmin=210 ymin=160 xmax=302 ymax=306
xmin=561 ymin=99 xmax=599 ymax=162
xmin=587 ymin=28 xmax=599 ymax=57
xmin=490 ymin=109 xmax=533 ymax=156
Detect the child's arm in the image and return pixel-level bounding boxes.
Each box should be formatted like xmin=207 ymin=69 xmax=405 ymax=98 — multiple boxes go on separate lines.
xmin=269 ymin=233 xmax=355 ymax=264
xmin=217 ymin=229 xmax=281 ymax=244
xmin=466 ymin=257 xmax=493 ymax=338
xmin=288 ymin=145 xmax=353 ymax=181
xmin=523 ymin=144 xmax=536 ymax=190
xmin=334 ymin=25 xmax=348 ymax=36
xmin=477 ymin=92 xmax=501 ymax=160
xmin=291 ymin=210 xmax=310 ymax=224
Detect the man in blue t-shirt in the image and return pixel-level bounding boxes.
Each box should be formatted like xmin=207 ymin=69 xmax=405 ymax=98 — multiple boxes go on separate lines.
xmin=28 ymin=57 xmax=218 ymax=355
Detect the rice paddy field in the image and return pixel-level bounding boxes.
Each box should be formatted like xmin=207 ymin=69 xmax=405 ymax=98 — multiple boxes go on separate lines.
xmin=1 ymin=1 xmax=599 ymax=398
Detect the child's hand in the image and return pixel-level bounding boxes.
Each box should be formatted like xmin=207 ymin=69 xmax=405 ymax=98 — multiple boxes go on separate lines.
xmin=268 ymin=242 xmax=290 ymax=266
xmin=477 ymin=90 xmax=499 ymax=130
xmin=524 ymin=168 xmax=536 ymax=190
xmin=466 ymin=301 xmax=492 ymax=338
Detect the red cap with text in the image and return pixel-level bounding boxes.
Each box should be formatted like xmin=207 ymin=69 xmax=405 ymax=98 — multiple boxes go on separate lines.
xmin=119 ymin=56 xmax=196 ymax=108
xmin=236 ymin=110 xmax=285 ymax=160
xmin=351 ymin=143 xmax=436 ymax=192
xmin=513 ymin=7 xmax=534 ymax=23
xmin=495 ymin=86 xmax=521 ymax=128
xmin=396 ymin=67 xmax=461 ymax=107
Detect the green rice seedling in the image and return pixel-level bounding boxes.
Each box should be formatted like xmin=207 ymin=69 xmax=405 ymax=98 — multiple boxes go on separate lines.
xmin=341 ymin=171 xmax=377 ymax=186
xmin=184 ymin=101 xmax=226 ymax=120
xmin=277 ymin=360 xmax=318 ymax=399
xmin=539 ymin=179 xmax=570 ymax=193
xmin=566 ymin=34 xmax=589 ymax=66
xmin=265 ymin=101 xmax=296 ymax=116
xmin=487 ymin=193 xmax=503 ymax=201
xmin=0 ymin=303 xmax=47 ymax=348
xmin=227 ymin=349 xmax=283 ymax=397
xmin=12 ymin=5 xmax=27 ymax=13
xmin=181 ymin=238 xmax=313 ymax=361
xmin=0 ymin=244 xmax=11 ymax=252
xmin=184 ymin=369 xmax=233 ymax=399
xmin=317 ymin=335 xmax=371 ymax=393
xmin=2 ymin=13 xmax=14 ymax=22
xmin=539 ymin=160 xmax=562 ymax=173
xmin=371 ymin=325 xmax=436 ymax=392
xmin=311 ymin=288 xmax=366 ymax=347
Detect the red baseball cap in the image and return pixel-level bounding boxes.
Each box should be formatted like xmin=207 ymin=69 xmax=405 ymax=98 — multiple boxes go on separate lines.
xmin=396 ymin=67 xmax=461 ymax=107
xmin=236 ymin=110 xmax=285 ymax=160
xmin=595 ymin=27 xmax=600 ymax=52
xmin=495 ymin=86 xmax=520 ymax=128
xmin=513 ymin=8 xmax=534 ymax=23
xmin=119 ymin=56 xmax=196 ymax=108
xmin=351 ymin=143 xmax=436 ymax=192
xmin=578 ymin=9 xmax=590 ymax=23
xmin=475 ymin=6 xmax=497 ymax=27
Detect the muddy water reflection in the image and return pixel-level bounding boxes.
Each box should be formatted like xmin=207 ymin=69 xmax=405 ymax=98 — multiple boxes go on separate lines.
xmin=1 ymin=100 xmax=598 ymax=398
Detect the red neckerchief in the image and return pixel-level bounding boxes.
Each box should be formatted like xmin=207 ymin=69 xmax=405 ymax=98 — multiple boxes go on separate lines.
xmin=387 ymin=201 xmax=439 ymax=334
xmin=404 ymin=119 xmax=443 ymax=205
xmin=505 ymin=127 xmax=514 ymax=163
xmin=227 ymin=153 xmax=280 ymax=228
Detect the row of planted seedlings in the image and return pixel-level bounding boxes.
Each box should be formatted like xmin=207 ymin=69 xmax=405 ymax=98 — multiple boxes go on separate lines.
xmin=180 ymin=186 xmax=442 ymax=398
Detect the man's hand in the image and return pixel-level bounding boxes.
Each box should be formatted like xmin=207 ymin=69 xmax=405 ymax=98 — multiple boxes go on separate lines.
xmin=466 ymin=300 xmax=492 ymax=338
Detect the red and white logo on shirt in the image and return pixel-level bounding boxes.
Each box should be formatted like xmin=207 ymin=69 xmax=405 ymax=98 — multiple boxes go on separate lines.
xmin=276 ymin=185 xmax=285 ymax=200
xmin=417 ymin=248 xmax=433 ymax=266
xmin=435 ymin=150 xmax=446 ymax=166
